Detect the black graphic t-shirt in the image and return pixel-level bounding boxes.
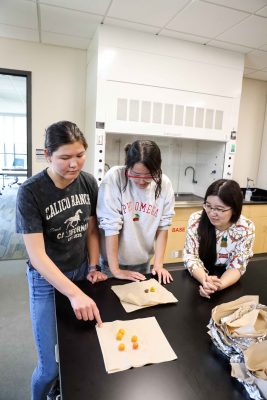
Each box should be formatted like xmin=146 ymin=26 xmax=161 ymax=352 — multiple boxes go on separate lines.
xmin=16 ymin=169 xmax=98 ymax=272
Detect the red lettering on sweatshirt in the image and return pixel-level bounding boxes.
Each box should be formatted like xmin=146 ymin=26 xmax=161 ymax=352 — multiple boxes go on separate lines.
xmin=122 ymin=200 xmax=158 ymax=217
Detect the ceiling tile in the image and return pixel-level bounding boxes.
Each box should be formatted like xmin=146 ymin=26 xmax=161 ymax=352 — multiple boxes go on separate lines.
xmin=166 ymin=1 xmax=248 ymax=38
xmin=42 ymin=31 xmax=90 ymax=49
xmin=245 ymin=49 xmax=267 ymax=69
xmin=39 ymin=0 xmax=111 ymax=15
xmin=208 ymin=40 xmax=253 ymax=53
xmin=203 ymin=0 xmax=267 ymax=13
xmin=256 ymin=5 xmax=267 ymax=16
xmin=217 ymin=15 xmax=267 ymax=48
xmin=107 ymin=0 xmax=189 ymax=27
xmin=0 ymin=0 xmax=38 ymax=29
xmin=244 ymin=68 xmax=267 ymax=80
xmin=40 ymin=4 xmax=102 ymax=37
xmin=160 ymin=29 xmax=208 ymax=44
xmin=0 ymin=23 xmax=39 ymax=42
xmin=0 ymin=0 xmax=267 ymax=81
xmin=104 ymin=19 xmax=159 ymax=35
xmin=244 ymin=67 xmax=258 ymax=74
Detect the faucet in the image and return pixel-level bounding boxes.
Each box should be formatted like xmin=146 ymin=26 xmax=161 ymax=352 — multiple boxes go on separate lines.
xmin=246 ymin=177 xmax=254 ymax=189
xmin=185 ymin=166 xmax=197 ymax=184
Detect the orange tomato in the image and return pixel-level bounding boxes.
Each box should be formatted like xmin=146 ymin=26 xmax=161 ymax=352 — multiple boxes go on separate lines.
xmin=116 ymin=332 xmax=123 ymax=340
xmin=118 ymin=343 xmax=125 ymax=351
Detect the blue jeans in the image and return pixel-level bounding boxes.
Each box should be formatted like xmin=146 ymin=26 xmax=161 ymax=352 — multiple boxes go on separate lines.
xmin=26 ymin=262 xmax=89 ymax=400
xmin=100 ymin=257 xmax=151 ymax=278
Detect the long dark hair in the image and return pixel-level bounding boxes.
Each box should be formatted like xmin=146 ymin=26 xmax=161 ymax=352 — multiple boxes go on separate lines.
xmin=44 ymin=121 xmax=88 ymax=155
xmin=124 ymin=140 xmax=162 ymax=198
xmin=198 ymin=179 xmax=243 ymax=271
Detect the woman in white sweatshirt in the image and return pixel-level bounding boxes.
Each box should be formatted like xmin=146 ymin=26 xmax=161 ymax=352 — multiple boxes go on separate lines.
xmin=97 ymin=140 xmax=175 ymax=284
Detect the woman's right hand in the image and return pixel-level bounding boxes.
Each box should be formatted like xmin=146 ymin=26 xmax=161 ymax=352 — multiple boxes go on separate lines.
xmin=113 ymin=269 xmax=146 ymax=282
xmin=199 ymin=274 xmax=222 ymax=298
xmin=69 ymin=290 xmax=102 ymax=326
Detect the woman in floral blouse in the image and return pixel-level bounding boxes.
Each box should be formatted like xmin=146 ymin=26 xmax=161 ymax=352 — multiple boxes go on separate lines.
xmin=184 ymin=179 xmax=255 ymax=298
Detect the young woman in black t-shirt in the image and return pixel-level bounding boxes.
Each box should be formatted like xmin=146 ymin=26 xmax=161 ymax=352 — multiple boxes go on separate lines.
xmin=16 ymin=121 xmax=107 ymax=400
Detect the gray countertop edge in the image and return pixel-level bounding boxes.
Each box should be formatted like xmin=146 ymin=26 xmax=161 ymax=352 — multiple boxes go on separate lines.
xmin=174 ymin=201 xmax=203 ymax=208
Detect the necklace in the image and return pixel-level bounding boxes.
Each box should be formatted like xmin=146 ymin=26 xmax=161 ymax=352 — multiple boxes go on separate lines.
xmin=220 ymin=233 xmax=228 ymax=247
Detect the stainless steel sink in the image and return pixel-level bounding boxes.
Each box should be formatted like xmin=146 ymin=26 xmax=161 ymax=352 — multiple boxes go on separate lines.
xmin=174 ymin=192 xmax=204 ymax=204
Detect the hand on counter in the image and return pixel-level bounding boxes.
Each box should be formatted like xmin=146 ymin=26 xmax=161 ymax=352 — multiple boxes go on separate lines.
xmin=86 ymin=270 xmax=108 ymax=284
xmin=113 ymin=268 xmax=146 ymax=282
xmin=151 ymin=267 xmax=173 ymax=285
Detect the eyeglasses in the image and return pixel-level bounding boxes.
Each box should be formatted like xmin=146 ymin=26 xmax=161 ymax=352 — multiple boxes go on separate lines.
xmin=126 ymin=169 xmax=153 ymax=183
xmin=203 ymin=203 xmax=232 ymax=215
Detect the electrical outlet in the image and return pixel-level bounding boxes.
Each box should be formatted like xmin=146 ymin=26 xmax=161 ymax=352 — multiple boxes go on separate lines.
xmin=170 ymin=250 xmax=183 ymax=258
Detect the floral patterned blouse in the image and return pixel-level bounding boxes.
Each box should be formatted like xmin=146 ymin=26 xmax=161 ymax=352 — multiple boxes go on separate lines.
xmin=184 ymin=211 xmax=255 ymax=275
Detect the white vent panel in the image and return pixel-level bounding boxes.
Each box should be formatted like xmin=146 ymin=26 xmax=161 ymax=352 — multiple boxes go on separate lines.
xmin=164 ymin=104 xmax=173 ymax=125
xmin=115 ymin=97 xmax=226 ymax=133
xmin=215 ymin=110 xmax=223 ymax=130
xmin=129 ymin=99 xmax=139 ymax=122
xmin=117 ymin=98 xmax=127 ymax=121
xmin=195 ymin=108 xmax=204 ymax=128
xmin=174 ymin=105 xmax=184 ymax=126
xmin=152 ymin=102 xmax=162 ymax=124
xmin=205 ymin=109 xmax=214 ymax=129
xmin=141 ymin=101 xmax=151 ymax=123
xmin=185 ymin=106 xmax=194 ymax=127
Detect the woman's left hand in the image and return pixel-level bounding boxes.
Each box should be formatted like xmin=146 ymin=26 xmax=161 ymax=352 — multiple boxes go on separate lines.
xmin=151 ymin=267 xmax=173 ymax=284
xmin=87 ymin=270 xmax=108 ymax=284
xmin=199 ymin=274 xmax=222 ymax=298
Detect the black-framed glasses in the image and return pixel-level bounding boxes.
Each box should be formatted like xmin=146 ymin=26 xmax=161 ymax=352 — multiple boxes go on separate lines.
xmin=203 ymin=203 xmax=232 ymax=215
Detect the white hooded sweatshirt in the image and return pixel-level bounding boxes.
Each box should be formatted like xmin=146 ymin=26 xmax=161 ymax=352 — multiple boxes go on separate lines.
xmin=97 ymin=166 xmax=175 ymax=266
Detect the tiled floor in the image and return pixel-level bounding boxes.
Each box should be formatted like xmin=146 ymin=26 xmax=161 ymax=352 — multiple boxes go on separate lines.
xmin=0 ymin=259 xmax=35 ymax=400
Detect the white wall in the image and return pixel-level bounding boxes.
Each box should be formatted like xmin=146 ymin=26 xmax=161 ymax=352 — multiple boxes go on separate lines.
xmin=0 ymin=37 xmax=87 ymax=174
xmin=233 ymin=78 xmax=267 ymax=188
xmin=257 ymin=102 xmax=267 ymax=189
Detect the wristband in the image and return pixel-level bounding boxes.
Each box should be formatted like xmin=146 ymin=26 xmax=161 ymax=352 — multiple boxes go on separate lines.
xmin=88 ymin=264 xmax=101 ymax=272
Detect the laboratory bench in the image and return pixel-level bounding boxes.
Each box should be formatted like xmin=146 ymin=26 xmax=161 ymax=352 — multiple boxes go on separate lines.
xmin=55 ymin=259 xmax=267 ymax=400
